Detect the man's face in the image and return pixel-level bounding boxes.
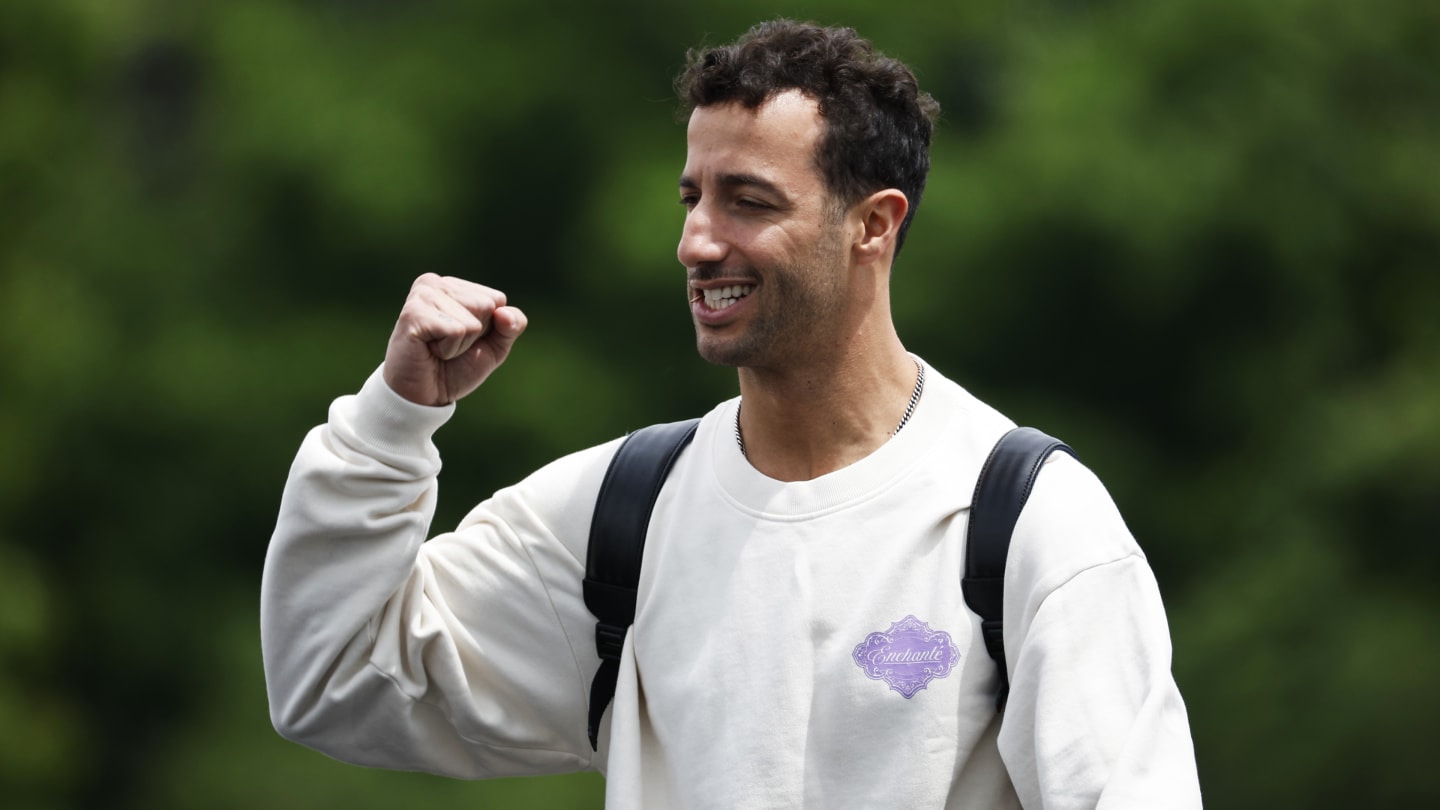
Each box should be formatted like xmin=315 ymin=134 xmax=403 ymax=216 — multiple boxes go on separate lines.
xmin=678 ymin=90 xmax=854 ymax=370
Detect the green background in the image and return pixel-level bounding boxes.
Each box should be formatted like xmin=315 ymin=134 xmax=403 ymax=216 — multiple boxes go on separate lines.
xmin=3 ymin=0 xmax=1437 ymax=807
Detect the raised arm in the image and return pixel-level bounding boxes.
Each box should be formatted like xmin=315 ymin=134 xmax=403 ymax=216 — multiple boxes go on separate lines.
xmin=260 ymin=276 xmax=607 ymax=776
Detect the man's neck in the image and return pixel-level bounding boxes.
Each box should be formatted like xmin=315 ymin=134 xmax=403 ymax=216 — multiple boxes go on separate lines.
xmin=735 ymin=341 xmax=920 ymax=482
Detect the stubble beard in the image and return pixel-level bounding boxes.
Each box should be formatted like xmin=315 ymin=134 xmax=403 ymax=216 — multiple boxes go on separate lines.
xmin=694 ymin=239 xmax=848 ymax=371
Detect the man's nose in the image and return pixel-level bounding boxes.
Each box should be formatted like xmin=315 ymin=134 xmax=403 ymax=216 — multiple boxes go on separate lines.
xmin=677 ymin=205 xmax=727 ymax=268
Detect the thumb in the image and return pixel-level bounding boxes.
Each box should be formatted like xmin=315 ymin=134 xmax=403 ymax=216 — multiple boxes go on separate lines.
xmin=486 ymin=305 xmax=528 ymax=359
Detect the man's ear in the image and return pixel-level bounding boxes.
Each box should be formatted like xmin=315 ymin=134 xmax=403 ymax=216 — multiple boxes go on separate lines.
xmin=852 ymin=189 xmax=909 ymax=265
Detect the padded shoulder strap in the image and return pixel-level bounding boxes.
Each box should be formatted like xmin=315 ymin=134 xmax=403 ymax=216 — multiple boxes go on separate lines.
xmin=962 ymin=426 xmax=1077 ymax=712
xmin=583 ymin=418 xmax=700 ymax=751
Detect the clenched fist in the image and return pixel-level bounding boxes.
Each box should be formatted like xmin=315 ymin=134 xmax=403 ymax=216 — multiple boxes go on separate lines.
xmin=382 ymin=274 xmax=528 ymax=406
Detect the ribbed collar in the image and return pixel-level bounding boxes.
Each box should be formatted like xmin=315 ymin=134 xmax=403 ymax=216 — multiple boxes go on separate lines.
xmin=704 ymin=357 xmax=963 ymax=520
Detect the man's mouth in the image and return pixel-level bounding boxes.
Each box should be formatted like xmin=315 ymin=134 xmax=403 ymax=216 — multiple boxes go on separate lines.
xmin=696 ymin=284 xmax=755 ymax=311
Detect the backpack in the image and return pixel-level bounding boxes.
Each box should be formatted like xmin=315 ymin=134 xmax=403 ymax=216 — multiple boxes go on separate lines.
xmin=581 ymin=419 xmax=1075 ymax=751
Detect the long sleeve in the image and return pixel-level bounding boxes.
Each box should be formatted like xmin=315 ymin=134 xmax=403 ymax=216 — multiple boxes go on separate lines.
xmin=997 ymin=455 xmax=1202 ymax=809
xmin=260 ymin=369 xmax=610 ymax=778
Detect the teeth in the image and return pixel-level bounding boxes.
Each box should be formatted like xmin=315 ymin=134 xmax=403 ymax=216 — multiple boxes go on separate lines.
xmin=701 ymin=284 xmax=755 ymax=310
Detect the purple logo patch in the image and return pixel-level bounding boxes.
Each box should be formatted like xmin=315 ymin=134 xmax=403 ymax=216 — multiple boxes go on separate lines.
xmin=852 ymin=615 xmax=960 ymax=698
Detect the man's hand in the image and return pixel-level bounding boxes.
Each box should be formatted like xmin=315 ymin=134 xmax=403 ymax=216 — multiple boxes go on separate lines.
xmin=382 ymin=274 xmax=528 ymax=406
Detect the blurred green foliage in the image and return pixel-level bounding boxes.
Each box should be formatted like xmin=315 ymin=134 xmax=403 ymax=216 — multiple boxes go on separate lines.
xmin=2 ymin=0 xmax=1437 ymax=807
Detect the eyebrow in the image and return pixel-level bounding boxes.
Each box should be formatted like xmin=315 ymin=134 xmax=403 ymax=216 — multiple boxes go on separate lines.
xmin=678 ymin=172 xmax=787 ymax=200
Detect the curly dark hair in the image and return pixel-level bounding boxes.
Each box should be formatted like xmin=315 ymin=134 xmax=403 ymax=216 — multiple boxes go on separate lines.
xmin=675 ymin=20 xmax=941 ymax=256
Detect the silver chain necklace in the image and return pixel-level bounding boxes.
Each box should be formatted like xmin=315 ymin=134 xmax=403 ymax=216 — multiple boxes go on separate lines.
xmin=735 ymin=360 xmax=926 ymax=459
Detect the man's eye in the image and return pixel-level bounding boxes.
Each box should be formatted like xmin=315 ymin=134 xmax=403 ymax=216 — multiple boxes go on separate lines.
xmin=737 ymin=198 xmax=769 ymax=210
xmin=679 ymin=195 xmax=699 ymax=209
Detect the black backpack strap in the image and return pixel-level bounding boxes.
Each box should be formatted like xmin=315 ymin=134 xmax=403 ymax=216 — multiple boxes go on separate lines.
xmin=962 ymin=426 xmax=1077 ymax=712
xmin=583 ymin=418 xmax=700 ymax=751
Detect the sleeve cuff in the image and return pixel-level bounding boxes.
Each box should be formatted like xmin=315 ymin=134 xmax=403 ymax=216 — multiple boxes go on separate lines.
xmin=339 ymin=366 xmax=458 ymax=458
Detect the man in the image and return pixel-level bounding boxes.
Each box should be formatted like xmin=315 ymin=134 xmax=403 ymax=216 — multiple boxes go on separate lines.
xmin=262 ymin=19 xmax=1202 ymax=808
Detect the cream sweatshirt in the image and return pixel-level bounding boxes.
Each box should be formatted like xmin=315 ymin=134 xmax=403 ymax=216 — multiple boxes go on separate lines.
xmin=261 ymin=358 xmax=1201 ymax=808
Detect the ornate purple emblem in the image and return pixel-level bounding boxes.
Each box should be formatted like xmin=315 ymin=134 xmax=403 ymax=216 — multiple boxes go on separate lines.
xmin=852 ymin=615 xmax=960 ymax=698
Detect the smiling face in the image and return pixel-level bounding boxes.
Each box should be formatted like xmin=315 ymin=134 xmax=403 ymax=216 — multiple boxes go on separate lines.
xmin=678 ymin=90 xmax=857 ymax=371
